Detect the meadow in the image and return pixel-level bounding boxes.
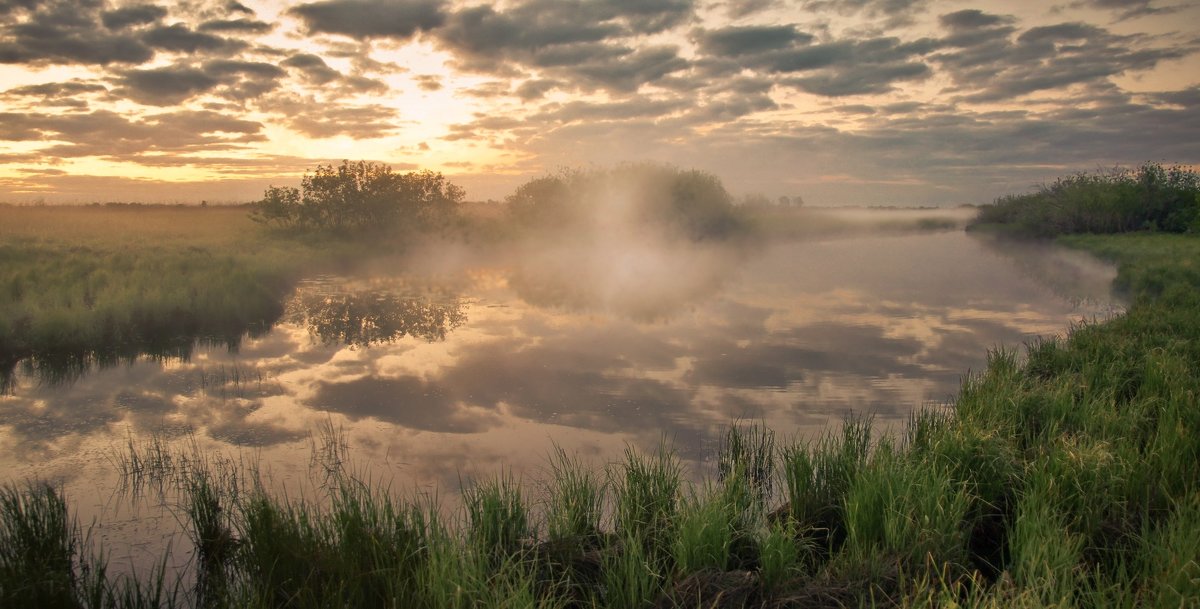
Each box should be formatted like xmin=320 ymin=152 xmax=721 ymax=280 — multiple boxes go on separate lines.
xmin=2 ymin=169 xmax=1199 ymax=607
xmin=0 ymin=204 xmax=369 ymax=387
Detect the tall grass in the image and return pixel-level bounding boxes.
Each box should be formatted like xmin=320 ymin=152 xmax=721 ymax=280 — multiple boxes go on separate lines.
xmin=970 ymin=162 xmax=1200 ymax=237
xmin=0 ymin=205 xmax=366 ymax=388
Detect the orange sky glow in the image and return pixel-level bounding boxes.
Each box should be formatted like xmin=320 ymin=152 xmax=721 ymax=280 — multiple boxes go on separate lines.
xmin=0 ymin=0 xmax=1197 ymax=205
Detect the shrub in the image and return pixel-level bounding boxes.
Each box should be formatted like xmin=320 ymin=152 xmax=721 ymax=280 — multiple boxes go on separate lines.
xmin=505 ymin=163 xmax=747 ymax=241
xmin=970 ymin=163 xmax=1200 ymax=237
xmin=250 ymin=160 xmax=464 ymax=234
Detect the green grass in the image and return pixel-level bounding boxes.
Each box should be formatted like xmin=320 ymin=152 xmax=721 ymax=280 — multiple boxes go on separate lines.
xmin=969 ymin=163 xmax=1200 ymax=237
xmin=0 ymin=205 xmax=371 ymax=388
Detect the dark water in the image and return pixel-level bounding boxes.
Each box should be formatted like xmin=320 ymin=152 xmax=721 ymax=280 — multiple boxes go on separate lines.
xmin=0 ymin=229 xmax=1119 ymax=571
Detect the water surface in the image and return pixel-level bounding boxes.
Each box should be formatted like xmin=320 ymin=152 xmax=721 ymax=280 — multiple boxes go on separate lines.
xmin=0 ymin=229 xmax=1119 ymax=572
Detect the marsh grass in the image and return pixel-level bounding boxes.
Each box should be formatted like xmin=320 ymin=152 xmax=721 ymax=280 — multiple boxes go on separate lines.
xmin=970 ymin=163 xmax=1200 ymax=237
xmin=0 ymin=205 xmax=371 ymax=387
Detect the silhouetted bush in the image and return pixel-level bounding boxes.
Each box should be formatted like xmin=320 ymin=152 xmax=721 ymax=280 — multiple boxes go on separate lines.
xmin=251 ymin=160 xmax=463 ymax=234
xmin=971 ymin=163 xmax=1200 ymax=237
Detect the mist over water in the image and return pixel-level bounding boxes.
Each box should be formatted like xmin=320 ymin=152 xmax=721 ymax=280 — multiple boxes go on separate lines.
xmin=0 ymin=206 xmax=1122 ymax=577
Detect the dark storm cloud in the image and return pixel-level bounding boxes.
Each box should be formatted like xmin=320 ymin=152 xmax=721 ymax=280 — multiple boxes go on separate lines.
xmin=0 ymin=0 xmax=154 ymax=65
xmin=197 ymin=17 xmax=273 ymax=33
xmin=101 ymin=4 xmax=168 ymax=29
xmin=289 ymin=0 xmax=446 ymax=39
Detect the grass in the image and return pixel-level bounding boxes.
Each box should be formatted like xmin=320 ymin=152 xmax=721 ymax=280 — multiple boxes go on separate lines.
xmin=0 ymin=204 xmax=370 ymax=388
xmin=968 ymin=163 xmax=1200 ymax=237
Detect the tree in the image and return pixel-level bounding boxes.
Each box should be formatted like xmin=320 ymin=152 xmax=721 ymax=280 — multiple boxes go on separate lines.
xmin=250 ymin=161 xmax=464 ymax=233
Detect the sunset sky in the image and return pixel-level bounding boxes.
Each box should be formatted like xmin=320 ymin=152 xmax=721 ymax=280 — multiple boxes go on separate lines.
xmin=1 ymin=0 xmax=1197 ymax=206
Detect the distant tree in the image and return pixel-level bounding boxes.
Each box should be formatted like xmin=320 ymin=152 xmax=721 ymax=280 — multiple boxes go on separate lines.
xmin=250 ymin=160 xmax=463 ymax=233
xmin=778 ymin=196 xmax=790 ymax=207
xmin=792 ymin=195 xmax=806 ymax=208
xmin=740 ymin=193 xmax=772 ymax=208
xmin=505 ymin=164 xmax=745 ymax=240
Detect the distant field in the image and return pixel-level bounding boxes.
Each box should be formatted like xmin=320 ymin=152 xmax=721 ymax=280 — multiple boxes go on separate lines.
xmin=743 ymin=205 xmax=975 ymax=239
xmin=0 ymin=205 xmax=334 ymax=384
xmin=0 ymin=204 xmax=258 ymax=247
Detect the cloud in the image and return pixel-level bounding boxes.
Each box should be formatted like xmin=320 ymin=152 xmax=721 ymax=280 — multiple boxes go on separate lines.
xmin=933 ymin=17 xmax=1189 ymax=102
xmin=414 ymin=74 xmax=442 ymax=91
xmin=938 ymin=8 xmax=1013 ymax=31
xmin=433 ymin=0 xmax=695 ymax=91
xmin=258 ymin=94 xmax=398 ymax=138
xmin=141 ymin=23 xmax=247 ymax=54
xmin=282 ymin=52 xmax=340 ymax=84
xmin=0 ymin=108 xmax=265 ymax=159
xmin=4 ymin=80 xmax=108 ymax=98
xmin=197 ymin=18 xmax=273 ymax=34
xmin=693 ymin=24 xmax=814 ymax=56
xmin=1075 ymin=0 xmax=1182 ymax=21
xmin=116 ymin=66 xmax=220 ymax=105
xmin=786 ymin=59 xmax=929 ymax=96
xmin=100 ymin=4 xmax=168 ymax=29
xmin=720 ymin=0 xmax=780 ymax=18
xmin=0 ymin=0 xmax=155 ymax=65
xmin=693 ymin=31 xmax=936 ymax=97
xmin=797 ymin=0 xmax=931 ymax=28
xmin=289 ymin=0 xmax=446 ymax=39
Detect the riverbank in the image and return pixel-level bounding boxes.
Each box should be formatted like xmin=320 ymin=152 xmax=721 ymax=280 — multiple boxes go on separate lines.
xmin=2 ymin=226 xmax=1196 ymax=606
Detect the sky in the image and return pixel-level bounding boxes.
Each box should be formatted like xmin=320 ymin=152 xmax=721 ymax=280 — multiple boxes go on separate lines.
xmin=0 ymin=0 xmax=1197 ymax=206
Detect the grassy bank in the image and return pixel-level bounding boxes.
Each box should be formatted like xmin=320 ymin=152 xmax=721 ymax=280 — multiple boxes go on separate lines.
xmin=0 ymin=205 xmax=365 ymax=387
xmin=968 ymin=163 xmax=1199 ymax=237
xmin=3 ymin=218 xmax=1199 ymax=607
